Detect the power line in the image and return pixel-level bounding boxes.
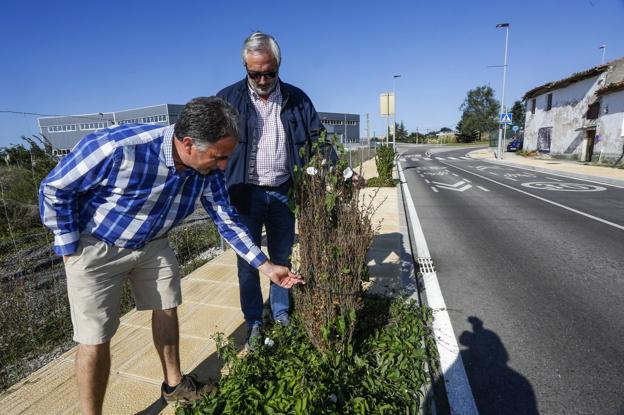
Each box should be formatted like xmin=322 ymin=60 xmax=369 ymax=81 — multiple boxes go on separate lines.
xmin=0 ymin=109 xmax=108 ymax=123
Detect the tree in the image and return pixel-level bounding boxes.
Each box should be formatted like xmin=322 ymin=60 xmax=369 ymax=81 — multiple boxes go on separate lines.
xmin=394 ymin=121 xmax=409 ymax=142
xmin=456 ymin=85 xmax=499 ymax=141
xmin=511 ymin=100 xmax=526 ymax=129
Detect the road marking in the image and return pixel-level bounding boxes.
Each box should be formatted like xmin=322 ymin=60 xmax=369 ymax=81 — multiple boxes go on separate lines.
xmin=477 ymin=186 xmax=489 ymax=192
xmin=460 ymin=156 xmax=470 ymax=160
xmin=480 ymin=160 xmax=624 ymax=189
xmin=447 ymin=156 xmax=458 ymax=160
xmin=431 ymin=186 xmax=439 ymax=192
xmin=464 ymin=179 xmax=472 ymax=183
xmin=452 ymin=173 xmax=459 ymax=177
xmin=419 ymin=174 xmax=425 ymax=177
xmin=441 ymin=162 xmax=624 ymax=231
xmin=521 ymin=182 xmax=606 ymax=192
xmin=425 ymin=179 xmax=431 ymax=184
xmin=424 ymin=158 xmax=432 ymax=161
xmin=490 ymin=172 xmax=498 ymax=176
xmin=436 ymin=157 xmax=446 ymax=160
xmin=546 ymin=176 xmax=563 ymax=182
xmin=432 ymin=180 xmax=472 ymax=192
xmin=398 ymin=162 xmax=478 ymax=415
xmin=506 ymin=177 xmax=518 ymax=181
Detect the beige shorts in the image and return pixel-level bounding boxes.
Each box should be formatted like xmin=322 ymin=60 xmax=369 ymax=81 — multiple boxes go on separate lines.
xmin=64 ymin=234 xmax=181 ymax=345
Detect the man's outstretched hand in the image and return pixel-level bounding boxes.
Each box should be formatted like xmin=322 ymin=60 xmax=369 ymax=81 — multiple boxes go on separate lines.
xmin=258 ymin=261 xmax=305 ymax=288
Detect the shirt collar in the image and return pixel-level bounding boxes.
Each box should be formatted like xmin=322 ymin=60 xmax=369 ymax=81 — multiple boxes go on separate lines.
xmin=248 ymin=81 xmax=282 ymax=102
xmin=161 ymin=125 xmax=176 ymax=168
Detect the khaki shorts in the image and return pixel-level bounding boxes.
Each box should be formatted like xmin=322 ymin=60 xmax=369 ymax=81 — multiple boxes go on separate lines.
xmin=64 ymin=234 xmax=181 ymax=345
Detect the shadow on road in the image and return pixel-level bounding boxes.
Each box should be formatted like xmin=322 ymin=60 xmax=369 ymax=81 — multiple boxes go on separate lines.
xmin=458 ymin=316 xmax=539 ymax=415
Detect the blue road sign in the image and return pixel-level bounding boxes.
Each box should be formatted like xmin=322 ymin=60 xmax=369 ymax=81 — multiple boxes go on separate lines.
xmin=512 ymin=125 xmax=519 ymax=132
xmin=500 ymin=113 xmax=513 ymax=124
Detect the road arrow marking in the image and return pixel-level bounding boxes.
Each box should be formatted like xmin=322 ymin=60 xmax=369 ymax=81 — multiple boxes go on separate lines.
xmin=431 ymin=180 xmax=472 ymax=192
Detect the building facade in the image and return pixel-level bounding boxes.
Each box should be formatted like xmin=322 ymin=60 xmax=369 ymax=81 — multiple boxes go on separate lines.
xmin=39 ymin=107 xmax=361 ymax=154
xmin=318 ymin=112 xmax=360 ymax=143
xmin=38 ymin=104 xmax=185 ymax=156
xmin=523 ymin=57 xmax=624 ymax=162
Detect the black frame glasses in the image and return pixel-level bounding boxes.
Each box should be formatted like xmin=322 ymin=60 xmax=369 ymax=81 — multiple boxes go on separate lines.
xmin=246 ymin=68 xmax=278 ymax=81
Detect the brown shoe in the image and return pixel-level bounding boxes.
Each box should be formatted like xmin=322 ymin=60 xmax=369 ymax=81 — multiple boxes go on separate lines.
xmin=161 ymin=374 xmax=215 ymax=404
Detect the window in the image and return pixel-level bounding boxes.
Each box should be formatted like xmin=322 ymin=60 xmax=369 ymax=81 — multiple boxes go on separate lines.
xmin=546 ymin=93 xmax=553 ymax=111
xmin=531 ymin=98 xmax=536 ymax=114
xmin=48 ymin=124 xmax=77 ymax=133
xmin=586 ymin=102 xmax=600 ymax=120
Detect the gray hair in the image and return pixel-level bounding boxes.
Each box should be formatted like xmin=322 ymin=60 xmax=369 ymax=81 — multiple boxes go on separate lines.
xmin=174 ymin=97 xmax=239 ymax=150
xmin=241 ymin=32 xmax=281 ymax=67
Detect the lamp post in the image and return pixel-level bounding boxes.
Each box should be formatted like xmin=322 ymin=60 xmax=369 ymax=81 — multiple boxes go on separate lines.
xmin=392 ymin=74 xmax=401 ymax=151
xmin=599 ymin=45 xmax=607 ymax=64
xmin=496 ymin=23 xmax=510 ymax=160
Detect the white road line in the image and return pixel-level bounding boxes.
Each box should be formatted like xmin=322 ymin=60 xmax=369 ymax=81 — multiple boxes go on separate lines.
xmin=425 ymin=179 xmax=431 ymax=184
xmin=490 ymin=172 xmax=498 ymax=176
xmin=506 ymin=177 xmax=518 ymax=181
xmin=447 ymin=157 xmax=458 ymax=160
xmin=547 ymin=176 xmax=563 ymax=182
xmin=460 ymin=156 xmax=470 ymax=160
xmin=431 ymin=186 xmax=439 ymax=192
xmin=441 ymin=162 xmax=624 ymax=231
xmin=398 ymin=162 xmax=478 ymax=415
xmin=477 ymin=186 xmax=489 ymax=192
xmin=424 ymin=158 xmax=432 ymax=161
xmin=452 ymin=173 xmax=459 ymax=177
xmin=419 ymin=174 xmax=425 ymax=177
xmin=436 ymin=157 xmax=446 ymax=160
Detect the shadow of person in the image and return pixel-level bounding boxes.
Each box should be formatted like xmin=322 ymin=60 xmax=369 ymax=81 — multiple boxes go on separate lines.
xmin=459 ymin=316 xmax=539 ymax=415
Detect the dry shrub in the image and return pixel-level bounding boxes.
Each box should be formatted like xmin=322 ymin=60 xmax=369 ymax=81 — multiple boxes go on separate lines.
xmin=292 ymin=134 xmax=379 ymax=353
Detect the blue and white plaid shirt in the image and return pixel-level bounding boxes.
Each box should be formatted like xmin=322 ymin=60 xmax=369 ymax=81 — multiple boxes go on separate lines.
xmin=39 ymin=124 xmax=267 ymax=269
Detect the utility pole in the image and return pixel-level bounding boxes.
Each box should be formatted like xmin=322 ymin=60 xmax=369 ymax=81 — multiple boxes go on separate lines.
xmin=366 ymin=113 xmax=370 ymax=159
xmin=496 ymin=23 xmax=510 ymax=160
xmin=600 ymin=45 xmax=607 ymax=64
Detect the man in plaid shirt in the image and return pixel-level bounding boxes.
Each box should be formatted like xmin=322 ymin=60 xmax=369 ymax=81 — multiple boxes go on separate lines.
xmin=39 ymin=97 xmax=303 ymax=413
xmin=217 ymin=32 xmax=325 ymax=349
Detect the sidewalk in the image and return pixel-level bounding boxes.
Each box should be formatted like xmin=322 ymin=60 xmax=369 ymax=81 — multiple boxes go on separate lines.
xmin=0 ymin=158 xmax=405 ymax=414
xmin=469 ymin=147 xmax=624 ymax=185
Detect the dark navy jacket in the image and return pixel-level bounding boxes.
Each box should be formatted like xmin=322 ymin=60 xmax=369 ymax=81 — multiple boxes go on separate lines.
xmin=217 ymin=78 xmax=324 ymax=214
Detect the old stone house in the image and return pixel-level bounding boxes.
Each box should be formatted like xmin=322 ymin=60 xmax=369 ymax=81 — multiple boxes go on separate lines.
xmin=523 ymin=57 xmax=624 ymax=163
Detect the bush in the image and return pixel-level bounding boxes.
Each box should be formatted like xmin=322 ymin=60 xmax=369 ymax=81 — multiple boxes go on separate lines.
xmin=375 ymin=145 xmax=395 ymax=183
xmin=178 ymin=296 xmax=435 ymax=414
xmin=366 ymin=176 xmax=396 ymax=188
xmin=291 ymin=133 xmax=377 ymax=353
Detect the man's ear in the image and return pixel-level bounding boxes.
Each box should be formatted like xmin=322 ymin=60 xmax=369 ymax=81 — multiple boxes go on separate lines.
xmin=181 ymin=137 xmax=194 ymax=153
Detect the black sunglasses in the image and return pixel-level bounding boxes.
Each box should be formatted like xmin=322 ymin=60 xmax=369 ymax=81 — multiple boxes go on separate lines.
xmin=246 ymin=68 xmax=278 ymax=81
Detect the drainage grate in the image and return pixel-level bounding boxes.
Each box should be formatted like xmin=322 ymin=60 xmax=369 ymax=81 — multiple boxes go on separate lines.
xmin=417 ymin=257 xmax=436 ymax=273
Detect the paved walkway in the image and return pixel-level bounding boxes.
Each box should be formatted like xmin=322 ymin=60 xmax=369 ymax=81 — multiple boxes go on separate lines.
xmin=470 ymin=147 xmax=624 ymax=185
xmin=0 ymin=158 xmax=404 ymax=414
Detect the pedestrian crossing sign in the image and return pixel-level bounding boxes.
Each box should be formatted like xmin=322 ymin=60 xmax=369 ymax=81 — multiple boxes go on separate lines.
xmin=500 ymin=113 xmax=513 ymax=124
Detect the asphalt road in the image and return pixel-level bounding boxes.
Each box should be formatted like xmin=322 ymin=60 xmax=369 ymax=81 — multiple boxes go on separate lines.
xmin=398 ymin=144 xmax=624 ymax=415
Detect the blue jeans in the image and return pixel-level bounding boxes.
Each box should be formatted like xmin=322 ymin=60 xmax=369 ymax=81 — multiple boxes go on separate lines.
xmin=235 ymin=183 xmax=294 ymax=328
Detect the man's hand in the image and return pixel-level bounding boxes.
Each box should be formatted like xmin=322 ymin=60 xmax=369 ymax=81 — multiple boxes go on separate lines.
xmin=258 ymin=261 xmax=304 ymax=289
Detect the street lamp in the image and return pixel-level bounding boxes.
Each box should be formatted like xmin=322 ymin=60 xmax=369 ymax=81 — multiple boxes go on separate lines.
xmin=393 ymin=74 xmax=401 ymax=151
xmin=496 ymin=23 xmax=510 ymax=160
xmin=599 ymin=45 xmax=607 ymax=64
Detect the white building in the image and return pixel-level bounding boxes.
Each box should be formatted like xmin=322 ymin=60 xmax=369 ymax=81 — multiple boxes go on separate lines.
xmin=523 ymin=57 xmax=624 ymax=163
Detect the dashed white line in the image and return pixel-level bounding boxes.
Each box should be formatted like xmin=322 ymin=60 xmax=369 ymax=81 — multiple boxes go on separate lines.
xmin=506 ymin=177 xmax=518 ymax=181
xmin=547 ymin=176 xmax=563 ymax=182
xmin=431 ymin=186 xmax=439 ymax=192
xmin=425 ymin=179 xmax=431 ymax=184
xmin=436 ymin=157 xmax=446 ymax=160
xmin=477 ymin=186 xmax=490 ymax=192
xmin=452 ymin=173 xmax=459 ymax=177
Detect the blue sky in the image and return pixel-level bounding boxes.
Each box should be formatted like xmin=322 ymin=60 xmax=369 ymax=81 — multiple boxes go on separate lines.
xmin=1 ymin=0 xmax=623 ymax=148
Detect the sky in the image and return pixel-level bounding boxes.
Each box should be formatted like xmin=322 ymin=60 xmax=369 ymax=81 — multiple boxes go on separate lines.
xmin=1 ymin=0 xmax=623 ymax=148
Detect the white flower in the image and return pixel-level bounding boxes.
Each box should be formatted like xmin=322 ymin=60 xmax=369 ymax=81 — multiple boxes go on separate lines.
xmin=264 ymin=337 xmax=275 ymax=348
xmin=329 ymin=393 xmax=338 ymax=403
xmin=321 ymin=159 xmax=327 ymax=166
xmin=342 ymin=167 xmax=354 ymax=181
xmin=306 ymin=166 xmax=318 ymax=176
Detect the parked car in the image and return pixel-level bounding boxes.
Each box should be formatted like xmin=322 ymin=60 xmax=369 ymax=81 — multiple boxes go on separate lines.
xmin=507 ymin=138 xmax=523 ymax=152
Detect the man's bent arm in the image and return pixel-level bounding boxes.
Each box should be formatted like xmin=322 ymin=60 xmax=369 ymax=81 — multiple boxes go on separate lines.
xmin=200 ymin=171 xmax=268 ymax=269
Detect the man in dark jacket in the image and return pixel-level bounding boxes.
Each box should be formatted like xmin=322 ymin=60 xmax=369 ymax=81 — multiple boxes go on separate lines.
xmin=217 ymin=32 xmax=323 ymax=349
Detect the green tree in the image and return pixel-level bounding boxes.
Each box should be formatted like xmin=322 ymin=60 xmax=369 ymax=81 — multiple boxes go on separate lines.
xmin=394 ymin=121 xmax=409 ymax=142
xmin=511 ymin=100 xmax=526 ymax=130
xmin=456 ymin=85 xmax=499 ymax=142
